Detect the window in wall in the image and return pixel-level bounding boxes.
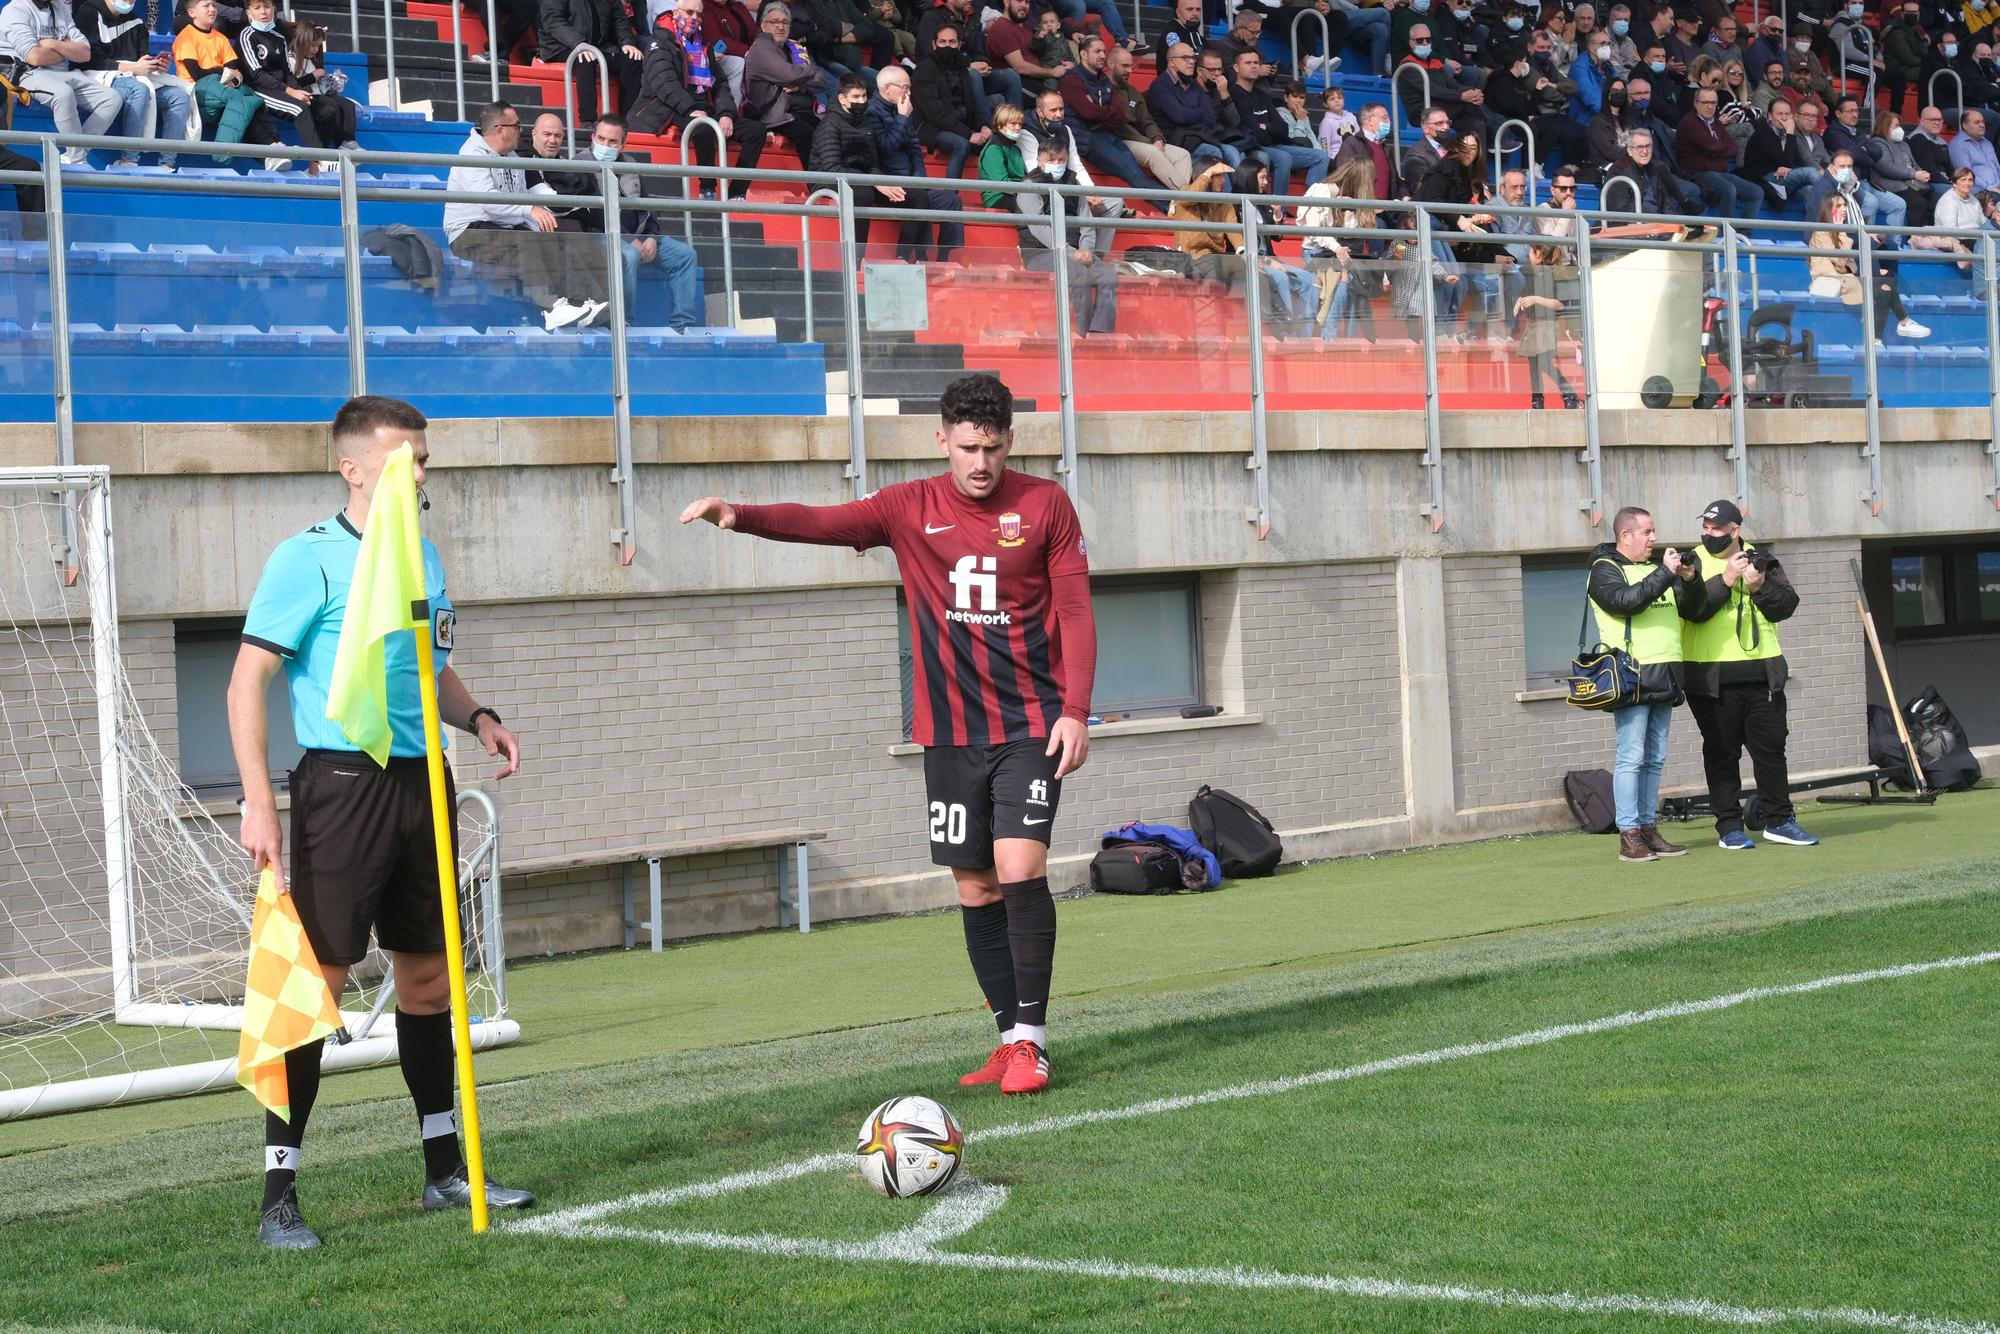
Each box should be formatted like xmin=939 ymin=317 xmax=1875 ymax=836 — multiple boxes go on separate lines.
xmin=175 ymin=620 xmax=302 ymax=798
xmin=1891 ymin=543 xmax=2000 ymax=639
xmin=1521 ymin=559 xmax=1591 ymax=689
xmin=897 ymin=574 xmax=1204 ymax=739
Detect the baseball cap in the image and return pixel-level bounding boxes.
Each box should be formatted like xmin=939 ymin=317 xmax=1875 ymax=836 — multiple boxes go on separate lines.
xmin=1700 ymin=499 xmax=1742 ymax=526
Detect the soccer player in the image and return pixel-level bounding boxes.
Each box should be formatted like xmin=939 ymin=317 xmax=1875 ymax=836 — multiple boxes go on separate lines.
xmin=227 ymin=395 xmax=533 ymax=1249
xmin=680 ymin=373 xmax=1096 ymax=1096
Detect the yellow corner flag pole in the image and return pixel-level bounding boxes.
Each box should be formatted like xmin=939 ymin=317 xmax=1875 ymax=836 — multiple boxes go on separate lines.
xmin=399 ymin=477 xmax=491 ymax=1235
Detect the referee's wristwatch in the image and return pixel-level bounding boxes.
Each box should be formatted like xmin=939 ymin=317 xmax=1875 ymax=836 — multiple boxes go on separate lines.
xmin=466 ymin=706 xmax=503 ymax=736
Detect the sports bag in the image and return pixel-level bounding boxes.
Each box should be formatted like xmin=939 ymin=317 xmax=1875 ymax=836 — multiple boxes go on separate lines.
xmin=1564 ymin=597 xmax=1640 ymax=711
xmin=1904 ymin=686 xmax=1982 ymax=792
xmin=1562 ymin=768 xmax=1618 ymax=834
xmin=1089 ymin=842 xmax=1185 ymax=894
xmin=1187 ymin=785 xmax=1282 ymax=878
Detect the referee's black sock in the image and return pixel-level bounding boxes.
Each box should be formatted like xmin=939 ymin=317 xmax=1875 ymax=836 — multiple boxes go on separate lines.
xmin=999 ymin=877 xmax=1056 ymax=1048
xmin=261 ymin=1042 xmax=323 ymax=1212
xmin=960 ymin=901 xmax=1017 ymax=1036
xmin=395 ymin=1008 xmax=465 ymax=1180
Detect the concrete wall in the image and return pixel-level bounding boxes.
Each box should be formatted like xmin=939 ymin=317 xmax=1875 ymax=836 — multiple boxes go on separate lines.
xmin=2 ymin=407 xmax=1996 ymax=974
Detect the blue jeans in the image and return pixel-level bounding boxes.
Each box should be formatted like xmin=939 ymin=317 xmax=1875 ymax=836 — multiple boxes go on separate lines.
xmin=1047 ymin=0 xmax=1129 ymax=44
xmin=111 ymin=76 xmax=190 ymax=164
xmin=1344 ymin=4 xmax=1391 ymax=72
xmin=934 ymin=129 xmax=975 ymax=182
xmin=1261 ymin=258 xmax=1318 ymax=321
xmin=1199 ymin=140 xmax=1245 ymax=168
xmin=1612 ymin=701 xmax=1674 ymax=831
xmin=1258 ymin=142 xmax=1328 ymax=196
xmin=625 ymin=234 xmax=702 ymax=329
xmin=1854 ymin=180 xmax=1907 ymax=228
xmin=970 ymin=64 xmax=1024 ymax=112
xmin=1764 ymin=164 xmax=1819 ymax=201
xmin=1693 ymin=169 xmax=1762 ymax=219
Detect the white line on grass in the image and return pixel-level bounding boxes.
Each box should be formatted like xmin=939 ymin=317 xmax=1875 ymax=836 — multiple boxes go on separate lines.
xmin=508 ymin=949 xmax=2000 ymax=1331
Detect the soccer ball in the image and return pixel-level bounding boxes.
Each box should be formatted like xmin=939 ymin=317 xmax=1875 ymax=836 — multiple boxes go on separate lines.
xmin=855 ymin=1095 xmax=965 ymax=1198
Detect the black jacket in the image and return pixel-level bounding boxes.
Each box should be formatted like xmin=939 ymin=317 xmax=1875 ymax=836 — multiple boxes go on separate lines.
xmin=538 ymin=0 xmax=633 ymax=61
xmin=911 ymin=52 xmax=980 ymax=143
xmin=810 ymin=104 xmax=879 ymax=174
xmin=1586 ymin=541 xmax=1707 ymax=705
xmin=631 ymin=36 xmax=740 ymax=133
xmin=76 ymin=0 xmax=154 ymax=68
xmin=1680 ymin=541 xmax=1798 ymax=695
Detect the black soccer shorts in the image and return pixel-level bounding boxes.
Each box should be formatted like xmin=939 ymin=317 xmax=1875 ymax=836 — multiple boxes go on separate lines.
xmin=288 ymin=749 xmax=459 ymax=966
xmin=922 ymin=737 xmax=1063 ymax=870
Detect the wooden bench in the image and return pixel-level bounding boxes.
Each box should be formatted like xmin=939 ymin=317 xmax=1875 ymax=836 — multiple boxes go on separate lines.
xmin=507 ymin=829 xmax=829 ymax=951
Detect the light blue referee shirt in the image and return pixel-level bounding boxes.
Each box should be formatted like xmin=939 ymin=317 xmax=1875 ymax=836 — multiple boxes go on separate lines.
xmin=241 ymin=511 xmax=455 ymax=758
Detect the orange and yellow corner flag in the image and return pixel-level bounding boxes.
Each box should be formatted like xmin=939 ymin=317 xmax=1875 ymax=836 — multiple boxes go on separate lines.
xmin=237 ymin=869 xmax=343 ymax=1122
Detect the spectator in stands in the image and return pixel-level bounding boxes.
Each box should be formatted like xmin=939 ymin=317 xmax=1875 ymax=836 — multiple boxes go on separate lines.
xmin=1147 ymin=43 xmax=1245 ymax=166
xmin=1745 ymin=98 xmax=1821 ymax=203
xmin=1950 ymin=107 xmax=2000 ymax=190
xmin=1718 ymin=58 xmax=1753 ymax=117
xmin=1172 ymin=154 xmax=1239 ymax=278
xmin=1638 ymin=41 xmax=1687 ymax=125
xmin=536 ymin=0 xmax=643 ymax=122
xmin=1751 ymin=57 xmax=1789 ymax=115
xmin=0 ymin=147 xmax=46 ymax=237
xmin=1809 ymin=193 xmax=1929 ymax=346
xmin=1021 ymin=88 xmax=1126 ymax=233
xmin=1015 ymin=134 xmax=1118 ymax=334
xmin=1794 ymin=98 xmax=1830 ymax=168
xmin=1620 ymin=76 xmax=1677 ymax=156
xmin=1402 ymin=103 xmax=1452 ymax=195
xmin=1485 ymin=42 xmax=1589 ymax=173
xmin=1570 ymin=31 xmax=1617 ymax=121
xmin=1783 ymin=42 xmax=1832 ymax=109
xmin=1108 ymin=43 xmax=1193 ymax=189
xmin=1538 ymin=163 xmax=1580 ymax=236
xmin=1333 ymin=100 xmax=1401 ymax=197
xmin=1300 ymin=155 xmax=1378 ymax=339
xmin=472 ymin=0 xmax=536 ymax=69
xmin=1048 ymin=0 xmax=1142 ymax=59
xmin=0 ymin=0 xmax=122 ymax=163
xmin=978 ymin=100 xmax=1025 ymax=204
xmin=1822 ymin=94 xmax=1873 ymax=167
xmin=1613 ymin=126 xmax=1701 ymax=214
xmin=1514 ymin=241 xmax=1578 ymax=407
xmin=1276 ymin=81 xmax=1325 ymax=164
xmin=1333 ymin=0 xmax=1391 ymax=77
xmin=916 ymin=0 xmax=1016 ymax=113
xmin=806 ymin=0 xmax=898 ymax=77
xmin=1229 ymin=47 xmax=1326 ymax=195
xmin=1663 ymin=6 xmax=1702 ymax=74
xmin=571 ymin=113 xmax=705 ymax=328
xmin=521 ymin=110 xmax=588 ymax=223
xmin=446 ymin=102 xmax=609 ymax=331
xmin=910 ymin=21 xmax=988 ymax=181
xmin=1702 ymin=14 xmax=1744 ymax=70
xmin=744 ymin=2 xmax=827 ymax=161
xmin=1585 ymin=77 xmax=1632 ymax=176
xmin=1870 ymin=109 xmax=1935 ymax=227
xmin=1881 ymin=3 xmax=1928 ymax=117
xmin=1317 ymin=84 xmax=1355 ymax=156
xmin=1744 ymin=13 xmax=1787 ymax=84
xmin=1827 ymin=3 xmax=1881 ymax=84
xmin=1602 ymin=3 xmax=1637 ymax=73
xmin=1060 ymin=35 xmax=1169 ymax=190
xmin=1212 ymin=7 xmax=1263 ymax=74
xmin=1908 ymin=104 xmax=1955 ymax=186
xmin=1027 ymin=7 xmax=1080 ymax=81
xmin=1162 ymin=0 xmax=1204 ymax=57
xmin=1544 ymin=5 xmax=1579 ymax=74
xmin=239 ymin=0 xmax=349 ymax=168
xmin=697 ymin=0 xmax=760 ymax=107
xmin=172 ymin=0 xmax=283 ymax=167
xmin=1234 ymin=159 xmax=1322 ymax=331
xmin=1395 ymin=21 xmax=1486 ymax=139
xmin=1930 ymin=166 xmax=1982 ymax=267
xmin=1676 ymin=85 xmax=1761 ymax=218
xmin=985 ymin=0 xmax=1070 ymax=97
xmin=631 ymin=0 xmax=767 ymax=195
xmin=812 ymin=72 xmax=930 ymax=244
xmin=1808 ymin=147 xmax=1909 ymax=228
xmin=287 ymin=20 xmax=359 ymax=149
xmin=1413 ymin=127 xmax=1482 ymax=324
xmin=866 ymin=66 xmax=966 ymax=261
xmin=76 ymin=0 xmax=191 ymax=170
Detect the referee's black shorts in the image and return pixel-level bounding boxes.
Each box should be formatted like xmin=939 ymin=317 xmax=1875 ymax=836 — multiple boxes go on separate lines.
xmin=288 ymin=748 xmax=458 ymax=966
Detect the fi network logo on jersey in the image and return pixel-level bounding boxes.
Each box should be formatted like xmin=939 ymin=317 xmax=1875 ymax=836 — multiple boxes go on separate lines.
xmin=946 ymin=555 xmax=1010 ymax=626
xmin=1027 ymin=779 xmax=1049 ymax=806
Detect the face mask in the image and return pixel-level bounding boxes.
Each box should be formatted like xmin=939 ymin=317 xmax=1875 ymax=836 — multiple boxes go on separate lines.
xmin=1410 ymin=0 xmax=1429 ymax=13
xmin=1451 ymin=8 xmax=1470 ymax=19
xmin=1608 ymin=88 xmax=1627 ymax=105
xmin=1892 ymin=125 xmax=1905 ymax=142
xmin=1648 ymin=58 xmax=1665 ymax=71
xmin=1630 ymin=95 xmax=1649 ymax=110
xmin=1371 ymin=120 xmax=1391 ymax=141
xmin=1701 ymin=533 xmax=1732 ymax=556
xmin=106 ymin=0 xmax=134 ymax=11
xmin=249 ymin=16 xmax=276 ymax=29
xmin=1593 ymin=46 xmax=1610 ymax=62
xmin=1412 ymin=41 xmax=1433 ymax=57
xmin=1945 ymin=42 xmax=1960 ymax=56
xmin=1903 ymin=9 xmax=1918 ymax=18
xmin=1505 ymin=15 xmax=1522 ymax=29
xmin=591 ymin=143 xmax=618 ymax=161
xmin=1610 ymin=18 xmax=1628 ymax=35
xmin=1000 ymin=126 xmax=1020 ymax=140
xmin=1848 ymin=3 xmax=1862 ymax=14
xmin=1793 ymin=39 xmax=1810 ymax=52
xmin=1834 ymin=166 xmax=1854 ymax=183
xmin=935 ymin=45 xmax=964 ymax=66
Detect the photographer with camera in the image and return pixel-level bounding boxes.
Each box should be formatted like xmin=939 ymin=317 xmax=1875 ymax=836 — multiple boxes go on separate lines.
xmin=1679 ymin=500 xmax=1816 ymax=851
xmin=1587 ymin=507 xmax=1708 ymax=864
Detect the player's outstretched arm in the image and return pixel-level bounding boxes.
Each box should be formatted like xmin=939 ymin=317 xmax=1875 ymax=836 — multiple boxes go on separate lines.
xmin=679 ymin=497 xmax=737 ymax=529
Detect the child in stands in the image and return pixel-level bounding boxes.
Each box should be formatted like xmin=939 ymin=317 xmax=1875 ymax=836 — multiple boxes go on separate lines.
xmin=174 ymin=0 xmax=283 ymax=166
xmin=1027 ymin=9 xmax=1079 ymax=92
xmin=239 ymin=0 xmax=354 ymax=168
xmin=1317 ymin=84 xmax=1356 ymax=158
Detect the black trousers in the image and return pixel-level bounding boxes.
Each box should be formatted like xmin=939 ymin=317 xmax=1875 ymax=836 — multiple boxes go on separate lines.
xmin=0 ymin=149 xmax=46 ymax=240
xmin=1687 ymin=683 xmax=1792 ymax=835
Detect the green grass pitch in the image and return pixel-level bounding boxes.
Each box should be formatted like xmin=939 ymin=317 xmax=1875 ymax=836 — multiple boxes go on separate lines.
xmin=1 ymin=789 xmax=1995 ymax=1333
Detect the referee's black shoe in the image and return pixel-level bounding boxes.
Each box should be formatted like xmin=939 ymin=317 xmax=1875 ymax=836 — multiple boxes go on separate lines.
xmin=258 ymin=1186 xmax=323 ymax=1250
xmin=422 ymin=1165 xmax=536 ymax=1212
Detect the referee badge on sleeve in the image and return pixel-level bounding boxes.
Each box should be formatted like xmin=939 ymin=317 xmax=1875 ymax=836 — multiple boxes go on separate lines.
xmin=433 ymin=608 xmax=456 ymax=651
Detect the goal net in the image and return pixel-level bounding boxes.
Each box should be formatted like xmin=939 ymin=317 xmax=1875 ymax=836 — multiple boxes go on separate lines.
xmin=1 ymin=468 xmax=518 ymax=1122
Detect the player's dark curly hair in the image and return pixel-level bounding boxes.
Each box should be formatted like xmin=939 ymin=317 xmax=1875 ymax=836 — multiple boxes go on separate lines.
xmin=938 ymin=374 xmax=1013 ymax=436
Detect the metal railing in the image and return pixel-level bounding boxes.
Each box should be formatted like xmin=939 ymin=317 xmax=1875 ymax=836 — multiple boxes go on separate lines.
xmin=1929 ymin=67 xmax=1963 ymax=116
xmin=1289 ymin=6 xmax=1333 ymax=83
xmin=563 ymin=44 xmax=613 ymax=155
xmin=8 ymin=126 xmax=2000 ymax=563
xmin=679 ymin=113 xmax=736 ymax=311
xmin=1390 ymin=62 xmax=1431 ymax=167
xmin=381 ymin=0 xmax=400 ymax=109
xmin=1599 ymin=173 xmax=1642 ymax=215
xmin=1493 ymin=118 xmax=1538 ymax=203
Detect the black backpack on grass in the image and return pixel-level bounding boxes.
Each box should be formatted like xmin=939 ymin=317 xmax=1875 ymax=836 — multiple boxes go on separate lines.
xmin=1562 ymin=768 xmax=1617 ymax=834
xmin=1089 ymin=842 xmax=1187 ymax=894
xmin=1188 ymin=785 xmax=1282 ymax=878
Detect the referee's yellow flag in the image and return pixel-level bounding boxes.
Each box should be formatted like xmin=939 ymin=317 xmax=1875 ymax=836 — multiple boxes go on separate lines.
xmin=325 ymin=442 xmax=427 ymax=767
xmin=237 ymin=869 xmax=343 ymax=1122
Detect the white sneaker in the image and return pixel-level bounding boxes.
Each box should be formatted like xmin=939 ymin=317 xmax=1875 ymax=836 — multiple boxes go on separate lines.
xmin=543 ymin=296 xmax=588 ymax=331
xmin=115 ymin=153 xmax=142 ymax=167
xmin=265 ymin=155 xmax=293 ymax=171
xmin=1895 ymin=317 xmax=1931 ymax=338
xmin=576 ymin=298 xmax=610 ymax=327
xmin=1873 ymin=338 xmax=1887 ymax=353
xmin=1303 ymin=53 xmax=1341 ymax=76
xmin=60 ymin=148 xmax=91 ymax=166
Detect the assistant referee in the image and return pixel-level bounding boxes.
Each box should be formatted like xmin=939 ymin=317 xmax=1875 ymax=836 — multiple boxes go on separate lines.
xmin=227 ymin=396 xmax=532 ymax=1250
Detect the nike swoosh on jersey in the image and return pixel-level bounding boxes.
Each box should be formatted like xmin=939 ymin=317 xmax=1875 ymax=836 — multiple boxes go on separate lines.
xmin=1022 ymin=817 xmax=1049 ymax=825
xmin=924 ymin=523 xmax=955 ymax=535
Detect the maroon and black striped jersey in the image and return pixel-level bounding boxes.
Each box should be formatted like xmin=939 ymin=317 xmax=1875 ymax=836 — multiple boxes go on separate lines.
xmin=733 ymin=470 xmax=1096 ymax=748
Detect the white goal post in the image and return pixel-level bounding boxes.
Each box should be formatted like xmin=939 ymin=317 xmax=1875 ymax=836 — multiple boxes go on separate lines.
xmin=0 ymin=467 xmax=519 ymax=1122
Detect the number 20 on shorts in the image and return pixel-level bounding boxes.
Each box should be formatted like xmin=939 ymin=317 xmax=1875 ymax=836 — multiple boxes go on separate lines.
xmin=929 ymin=802 xmax=967 ymax=845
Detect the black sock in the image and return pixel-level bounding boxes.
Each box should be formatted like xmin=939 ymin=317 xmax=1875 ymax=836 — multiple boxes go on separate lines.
xmin=261 ymin=1042 xmax=324 ymax=1212
xmin=960 ymin=901 xmax=1017 ymax=1036
xmin=999 ymin=877 xmax=1056 ymax=1043
xmin=395 ymin=1008 xmax=465 ymax=1180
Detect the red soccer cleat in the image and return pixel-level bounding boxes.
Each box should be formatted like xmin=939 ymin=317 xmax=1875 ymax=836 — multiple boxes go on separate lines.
xmin=959 ymin=1041 xmax=1019 ymax=1087
xmin=1000 ymin=1042 xmax=1050 ymax=1096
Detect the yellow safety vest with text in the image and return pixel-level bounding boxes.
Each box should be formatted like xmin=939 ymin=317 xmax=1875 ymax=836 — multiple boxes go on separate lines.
xmin=1592 ymin=559 xmax=1683 ymax=665
xmin=1682 ymin=543 xmax=1783 ymax=664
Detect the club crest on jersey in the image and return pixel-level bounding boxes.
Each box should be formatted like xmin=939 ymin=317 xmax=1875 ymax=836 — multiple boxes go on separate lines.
xmin=995 ymin=512 xmax=1027 ymax=547
xmin=433 ymin=608 xmax=456 ymax=651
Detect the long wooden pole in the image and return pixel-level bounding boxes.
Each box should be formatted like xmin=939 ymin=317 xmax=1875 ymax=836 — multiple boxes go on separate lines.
xmin=1850 ymin=558 xmax=1928 ymax=796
